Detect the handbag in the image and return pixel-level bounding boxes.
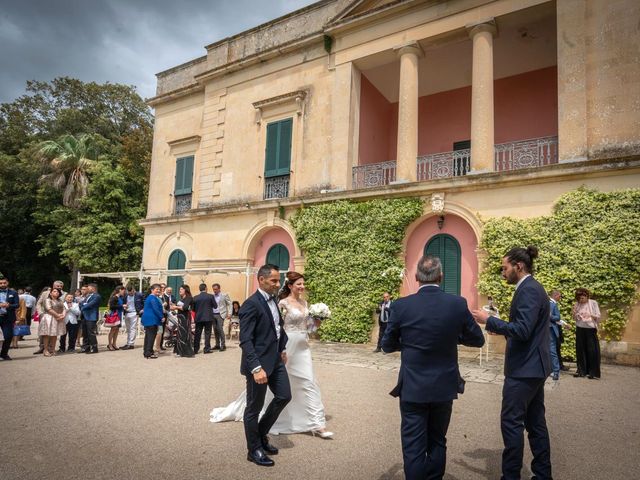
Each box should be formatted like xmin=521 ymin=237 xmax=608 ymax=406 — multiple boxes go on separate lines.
xmin=103 ymin=311 xmax=121 ymax=327
xmin=14 ymin=324 xmax=31 ymax=336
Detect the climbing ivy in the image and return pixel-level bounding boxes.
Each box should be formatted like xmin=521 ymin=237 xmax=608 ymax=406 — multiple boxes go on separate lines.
xmin=477 ymin=187 xmax=640 ymax=359
xmin=291 ymin=198 xmax=424 ymax=343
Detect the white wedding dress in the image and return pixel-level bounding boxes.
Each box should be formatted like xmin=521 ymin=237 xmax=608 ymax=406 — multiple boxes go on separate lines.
xmin=210 ymin=298 xmax=327 ymax=434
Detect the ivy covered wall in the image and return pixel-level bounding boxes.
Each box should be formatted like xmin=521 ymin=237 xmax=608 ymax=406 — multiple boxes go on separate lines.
xmin=291 ymin=198 xmax=424 ymax=343
xmin=477 ymin=188 xmax=640 ymax=359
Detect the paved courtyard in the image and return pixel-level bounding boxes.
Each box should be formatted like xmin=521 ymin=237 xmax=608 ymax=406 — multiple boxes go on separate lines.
xmin=1 ymin=335 xmax=638 ymax=480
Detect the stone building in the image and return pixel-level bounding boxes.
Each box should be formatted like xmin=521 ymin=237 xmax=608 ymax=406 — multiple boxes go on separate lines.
xmin=142 ymin=0 xmax=640 ymax=362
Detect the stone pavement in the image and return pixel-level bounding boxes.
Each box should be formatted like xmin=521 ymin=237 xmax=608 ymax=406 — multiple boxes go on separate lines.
xmin=1 ymin=335 xmax=639 ymax=480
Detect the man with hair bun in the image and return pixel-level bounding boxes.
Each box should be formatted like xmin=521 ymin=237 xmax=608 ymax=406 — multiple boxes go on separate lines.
xmin=472 ymin=245 xmax=553 ymax=480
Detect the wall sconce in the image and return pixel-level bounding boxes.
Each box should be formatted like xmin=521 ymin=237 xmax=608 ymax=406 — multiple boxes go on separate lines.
xmin=437 ymin=215 xmax=445 ymax=230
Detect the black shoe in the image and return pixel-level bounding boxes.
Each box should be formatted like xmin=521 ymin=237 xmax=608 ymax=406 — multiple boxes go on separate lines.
xmin=261 ymin=437 xmax=278 ymax=455
xmin=86 ymin=349 xmax=98 ymax=354
xmin=203 ymin=349 xmax=212 ymax=354
xmin=247 ymin=449 xmax=274 ymax=467
xmin=560 ymin=365 xmax=570 ymax=371
xmin=0 ymin=354 xmax=12 ymax=360
xmin=220 ymin=346 xmax=226 ymax=352
xmin=373 ymin=348 xmax=381 ymax=353
xmin=67 ymin=349 xmax=76 ymax=353
xmin=33 ymin=349 xmax=44 ymax=355
xmin=573 ymin=373 xmax=584 ymax=378
xmin=57 ymin=349 xmax=65 ymax=354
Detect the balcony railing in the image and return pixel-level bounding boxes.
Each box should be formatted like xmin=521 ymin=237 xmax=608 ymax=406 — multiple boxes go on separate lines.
xmin=264 ymin=175 xmax=290 ymax=199
xmin=351 ymin=160 xmax=396 ymax=189
xmin=417 ymin=149 xmax=470 ymax=181
xmin=494 ymin=136 xmax=558 ymax=171
xmin=174 ymin=193 xmax=192 ymax=215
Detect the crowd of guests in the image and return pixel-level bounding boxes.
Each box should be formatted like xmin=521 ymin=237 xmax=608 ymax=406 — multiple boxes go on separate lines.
xmin=0 ymin=277 xmax=241 ymax=360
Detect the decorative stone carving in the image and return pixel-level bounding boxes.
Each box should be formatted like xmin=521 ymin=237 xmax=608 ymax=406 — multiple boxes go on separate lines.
xmin=431 ymin=193 xmax=445 ymax=214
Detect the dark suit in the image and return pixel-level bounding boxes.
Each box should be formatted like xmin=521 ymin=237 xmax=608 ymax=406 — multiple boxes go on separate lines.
xmin=191 ymin=292 xmax=217 ymax=353
xmin=382 ymin=285 xmax=484 ymax=480
xmin=375 ymin=299 xmax=392 ymax=350
xmin=80 ymin=292 xmax=101 ymax=352
xmin=486 ymin=275 xmax=552 ymax=480
xmin=239 ymin=290 xmax=291 ymax=452
xmin=0 ymin=288 xmax=20 ymax=357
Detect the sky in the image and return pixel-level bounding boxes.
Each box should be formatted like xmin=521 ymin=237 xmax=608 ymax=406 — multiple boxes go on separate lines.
xmin=0 ymin=0 xmax=319 ymax=104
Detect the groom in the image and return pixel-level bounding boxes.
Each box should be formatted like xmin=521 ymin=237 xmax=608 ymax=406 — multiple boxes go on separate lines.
xmin=239 ymin=264 xmax=291 ymax=467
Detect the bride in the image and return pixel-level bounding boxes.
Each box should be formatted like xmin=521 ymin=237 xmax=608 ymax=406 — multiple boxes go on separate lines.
xmin=210 ymin=271 xmax=333 ymax=438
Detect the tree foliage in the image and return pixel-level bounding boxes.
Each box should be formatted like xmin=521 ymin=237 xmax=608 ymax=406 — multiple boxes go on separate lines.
xmin=477 ymin=187 xmax=640 ymax=358
xmin=291 ymin=198 xmax=424 ymax=343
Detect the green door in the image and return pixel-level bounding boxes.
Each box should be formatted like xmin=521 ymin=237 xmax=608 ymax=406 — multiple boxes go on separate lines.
xmin=424 ymin=234 xmax=461 ymax=295
xmin=266 ymin=243 xmax=290 ymax=285
xmin=167 ymin=250 xmax=186 ymax=293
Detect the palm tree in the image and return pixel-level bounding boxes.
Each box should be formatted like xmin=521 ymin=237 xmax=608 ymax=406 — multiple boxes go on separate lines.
xmin=37 ymin=133 xmax=99 ymax=208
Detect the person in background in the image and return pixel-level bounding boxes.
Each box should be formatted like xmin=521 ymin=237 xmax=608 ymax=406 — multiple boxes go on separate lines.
xmin=572 ymin=288 xmax=601 ymax=379
xmin=121 ymin=286 xmax=144 ymax=350
xmin=211 ymin=283 xmax=231 ymax=352
xmin=227 ymin=301 xmax=241 ymax=338
xmin=141 ymin=284 xmax=164 ymax=359
xmin=374 ymin=292 xmax=392 ymax=353
xmin=59 ymin=293 xmax=81 ymax=353
xmin=107 ymin=286 xmax=125 ymax=351
xmin=79 ymin=283 xmax=101 ymax=354
xmin=191 ymin=284 xmax=217 ymax=354
xmin=548 ymin=290 xmax=562 ymax=381
xmin=12 ymin=292 xmax=27 ymax=349
xmin=20 ymin=287 xmax=37 ymax=329
xmin=75 ymin=285 xmax=87 ymax=349
xmin=155 ymin=283 xmax=169 ymax=353
xmin=39 ymin=288 xmax=66 ymax=357
xmin=171 ymin=284 xmax=195 ymax=358
xmin=0 ymin=276 xmax=20 ymax=361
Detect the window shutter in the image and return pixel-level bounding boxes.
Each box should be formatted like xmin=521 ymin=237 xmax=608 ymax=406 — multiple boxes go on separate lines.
xmin=424 ymin=234 xmax=461 ymax=295
xmin=265 ymin=119 xmax=293 ymax=178
xmin=276 ymin=118 xmax=292 ymax=176
xmin=265 ymin=123 xmax=280 ymax=178
xmin=175 ymin=156 xmax=194 ymax=195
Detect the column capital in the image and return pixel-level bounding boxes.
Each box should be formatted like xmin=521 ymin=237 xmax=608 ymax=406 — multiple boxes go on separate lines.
xmin=394 ymin=41 xmax=424 ymax=59
xmin=466 ymin=18 xmax=497 ymax=38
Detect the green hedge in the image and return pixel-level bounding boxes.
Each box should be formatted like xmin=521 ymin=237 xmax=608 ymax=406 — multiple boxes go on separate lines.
xmin=477 ymin=187 xmax=640 ymax=359
xmin=291 ymin=198 xmax=424 ymax=343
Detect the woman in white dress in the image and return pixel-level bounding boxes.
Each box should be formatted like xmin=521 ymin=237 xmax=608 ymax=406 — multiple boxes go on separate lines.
xmin=210 ymin=272 xmax=333 ymax=438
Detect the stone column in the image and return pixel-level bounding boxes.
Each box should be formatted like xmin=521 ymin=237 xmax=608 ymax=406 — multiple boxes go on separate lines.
xmin=394 ymin=42 xmax=423 ymax=183
xmin=468 ymin=20 xmax=497 ymax=173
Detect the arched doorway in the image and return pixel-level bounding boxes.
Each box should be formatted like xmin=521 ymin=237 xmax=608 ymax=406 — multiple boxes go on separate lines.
xmin=424 ymin=234 xmax=461 ymax=295
xmin=266 ymin=243 xmax=290 ymax=285
xmin=167 ymin=249 xmax=186 ymax=293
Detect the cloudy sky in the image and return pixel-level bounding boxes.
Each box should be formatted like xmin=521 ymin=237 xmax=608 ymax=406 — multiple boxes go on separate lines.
xmin=0 ymin=0 xmax=318 ymax=104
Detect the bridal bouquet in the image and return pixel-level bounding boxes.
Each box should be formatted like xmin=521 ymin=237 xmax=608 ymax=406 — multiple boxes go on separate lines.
xmin=308 ymin=302 xmax=331 ymax=333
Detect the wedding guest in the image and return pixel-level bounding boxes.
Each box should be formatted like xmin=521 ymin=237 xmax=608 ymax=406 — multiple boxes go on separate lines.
xmin=33 ymin=286 xmax=51 ymax=355
xmin=12 ymin=293 xmax=27 ymax=348
xmin=141 ymin=284 xmax=164 ymax=359
xmin=383 ymin=256 xmax=484 ymax=479
xmin=227 ymin=301 xmax=241 ymax=338
xmin=572 ymin=288 xmax=601 ymax=379
xmin=374 ymin=292 xmax=392 ymax=353
xmin=548 ymin=290 xmax=562 ymax=381
xmin=0 ymin=276 xmax=20 ymax=361
xmin=212 ymin=283 xmax=231 ymax=351
xmin=38 ymin=288 xmax=66 ymax=357
xmin=473 ymin=246 xmax=552 ymax=480
xmin=171 ymin=285 xmax=194 ymax=358
xmin=155 ymin=283 xmax=170 ymax=353
xmin=121 ymin=286 xmax=144 ymax=350
xmin=79 ymin=284 xmax=101 ymax=354
xmin=59 ymin=293 xmax=80 ymax=353
xmin=75 ymin=285 xmax=88 ymax=349
xmin=192 ymin=284 xmax=217 ymax=354
xmin=106 ymin=286 xmax=125 ymax=350
xmin=20 ymin=286 xmax=37 ymax=328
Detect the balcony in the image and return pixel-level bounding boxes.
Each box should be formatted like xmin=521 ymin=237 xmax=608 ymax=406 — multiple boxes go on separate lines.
xmin=352 ymin=136 xmax=558 ymax=189
xmin=174 ymin=193 xmax=192 ymax=214
xmin=264 ymin=175 xmax=290 ymax=200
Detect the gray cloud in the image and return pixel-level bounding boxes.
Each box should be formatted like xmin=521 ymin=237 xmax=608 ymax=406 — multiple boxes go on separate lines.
xmin=0 ymin=0 xmax=318 ymax=103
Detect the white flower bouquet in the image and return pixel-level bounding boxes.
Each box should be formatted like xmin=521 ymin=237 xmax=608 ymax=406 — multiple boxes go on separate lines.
xmin=308 ymin=302 xmax=331 ymax=333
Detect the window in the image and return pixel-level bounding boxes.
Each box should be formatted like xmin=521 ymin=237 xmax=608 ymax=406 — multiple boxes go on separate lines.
xmin=264 ymin=119 xmax=292 ymax=199
xmin=452 ymin=140 xmax=470 ymax=177
xmin=266 ymin=243 xmax=290 ymax=285
xmin=424 ymin=234 xmax=461 ymax=295
xmin=167 ymin=249 xmax=186 ymax=293
xmin=174 ymin=156 xmax=194 ymax=214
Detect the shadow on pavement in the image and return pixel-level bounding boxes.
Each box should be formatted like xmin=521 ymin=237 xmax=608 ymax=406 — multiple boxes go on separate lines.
xmin=452 ymin=447 xmax=503 ymax=479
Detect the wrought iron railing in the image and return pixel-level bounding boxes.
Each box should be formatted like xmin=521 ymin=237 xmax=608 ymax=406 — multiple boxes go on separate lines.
xmin=494 ymin=136 xmax=558 ymax=171
xmin=351 ymin=160 xmax=396 ymax=189
xmin=417 ymin=149 xmax=470 ymax=181
xmin=174 ymin=193 xmax=192 ymax=215
xmin=264 ymin=175 xmax=290 ymax=199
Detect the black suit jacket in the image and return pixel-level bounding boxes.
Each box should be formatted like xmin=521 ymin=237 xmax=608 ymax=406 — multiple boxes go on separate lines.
xmin=382 ymin=286 xmax=485 ymax=403
xmin=486 ymin=276 xmax=551 ymax=378
xmin=191 ymin=292 xmax=217 ymax=323
xmin=239 ymin=290 xmax=288 ymax=376
xmin=376 ymin=300 xmax=392 ymax=323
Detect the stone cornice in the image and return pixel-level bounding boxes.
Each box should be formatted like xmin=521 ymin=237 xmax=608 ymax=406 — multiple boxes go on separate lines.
xmin=146 ymin=83 xmax=204 ymax=107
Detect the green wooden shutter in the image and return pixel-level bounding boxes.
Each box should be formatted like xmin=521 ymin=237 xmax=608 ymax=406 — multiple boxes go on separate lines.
xmin=264 ymin=119 xmax=292 ymax=178
xmin=266 ymin=244 xmax=290 ymax=285
xmin=167 ymin=250 xmax=186 ymax=293
xmin=175 ymin=156 xmax=194 ymax=195
xmin=424 ymin=234 xmax=461 ymax=295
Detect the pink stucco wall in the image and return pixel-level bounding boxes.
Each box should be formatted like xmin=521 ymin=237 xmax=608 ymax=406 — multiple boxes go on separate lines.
xmin=402 ymin=215 xmax=478 ymax=308
xmin=358 ymin=66 xmax=558 ymax=164
xmin=252 ymin=228 xmax=295 ymax=289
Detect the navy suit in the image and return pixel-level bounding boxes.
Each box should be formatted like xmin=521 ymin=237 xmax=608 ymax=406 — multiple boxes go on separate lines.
xmin=382 ymin=286 xmax=484 ymax=480
xmin=486 ymin=276 xmax=552 ymax=480
xmin=239 ymin=290 xmax=291 ymax=452
xmin=0 ymin=288 xmax=20 ymax=358
xmin=192 ymin=292 xmax=217 ymax=353
xmin=80 ymin=292 xmax=101 ymax=351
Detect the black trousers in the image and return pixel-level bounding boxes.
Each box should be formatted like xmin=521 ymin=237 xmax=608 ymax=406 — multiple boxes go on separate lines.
xmin=25 ymin=307 xmax=33 ymax=326
xmin=213 ymin=314 xmax=225 ymax=348
xmin=556 ymin=328 xmax=564 ymax=368
xmin=59 ymin=323 xmax=79 ymax=351
xmin=194 ymin=321 xmax=213 ymax=353
xmin=377 ymin=321 xmax=388 ymax=348
xmin=0 ymin=316 xmax=13 ymax=356
xmin=144 ymin=325 xmax=158 ymax=357
xmin=244 ymin=361 xmax=292 ymax=452
xmin=575 ymin=327 xmax=600 ymax=378
xmin=400 ymin=400 xmax=452 ymax=480
xmin=500 ymin=377 xmax=551 ymax=480
xmin=81 ymin=321 xmax=98 ymax=351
